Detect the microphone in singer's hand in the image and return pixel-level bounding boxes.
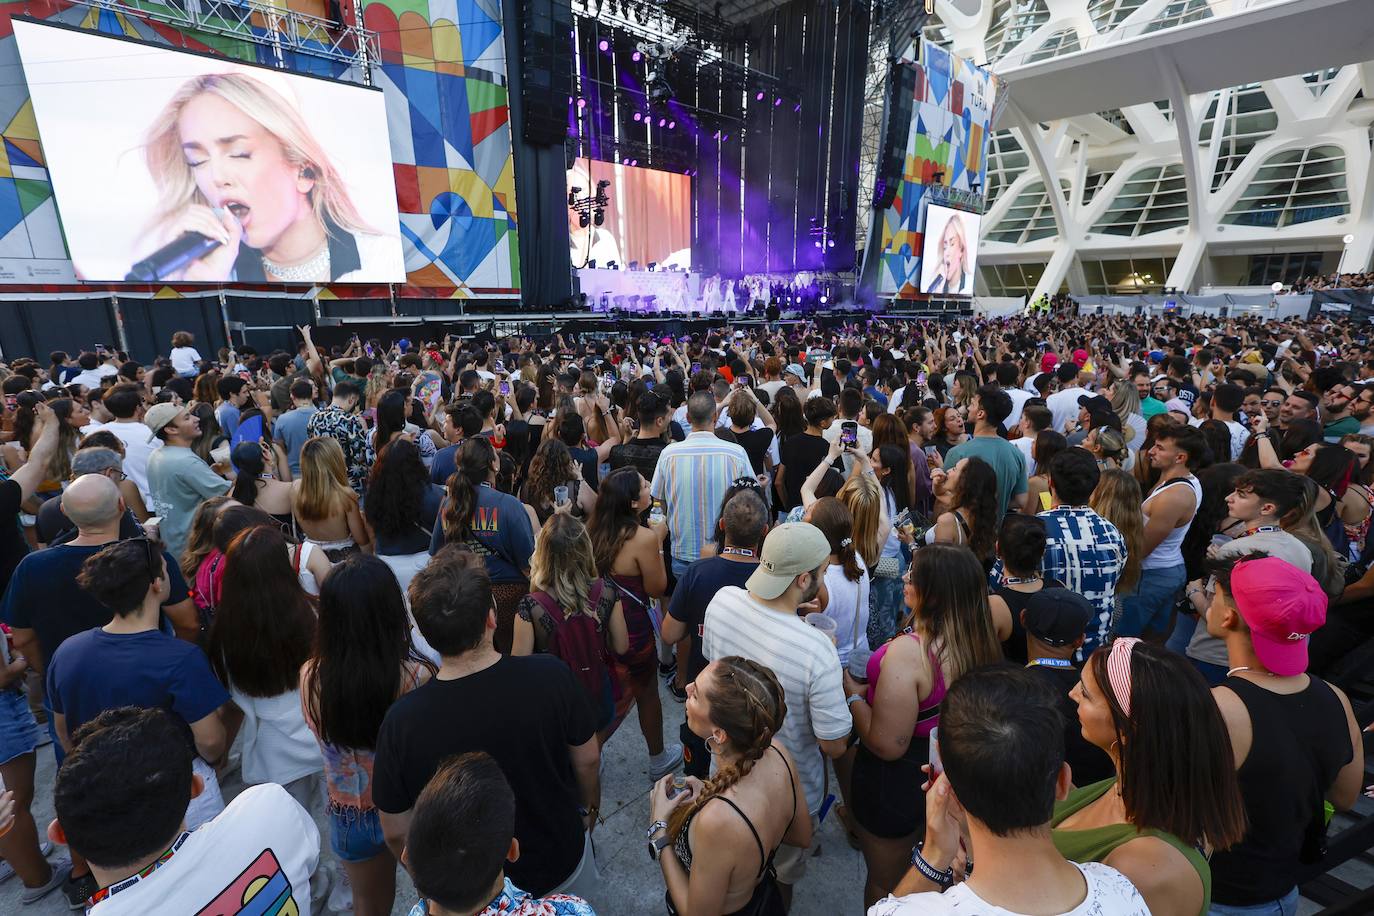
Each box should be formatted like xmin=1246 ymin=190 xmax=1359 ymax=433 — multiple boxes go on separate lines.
xmin=124 ymin=232 xmax=222 ymax=282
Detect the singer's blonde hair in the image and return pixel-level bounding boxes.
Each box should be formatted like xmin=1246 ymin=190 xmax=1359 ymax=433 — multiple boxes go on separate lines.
xmin=142 ymin=72 xmax=371 ymax=241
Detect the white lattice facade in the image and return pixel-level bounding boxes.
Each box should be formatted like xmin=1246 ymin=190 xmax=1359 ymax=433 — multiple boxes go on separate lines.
xmin=922 ymin=0 xmax=1374 ymax=299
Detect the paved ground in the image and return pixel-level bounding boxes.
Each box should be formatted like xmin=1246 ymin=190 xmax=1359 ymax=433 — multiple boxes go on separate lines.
xmin=0 ymin=679 xmax=863 ymax=915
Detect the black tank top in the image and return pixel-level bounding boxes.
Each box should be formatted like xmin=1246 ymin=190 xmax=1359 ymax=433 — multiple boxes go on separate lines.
xmin=992 ymin=578 xmax=1063 ymax=664
xmin=1210 ymin=675 xmax=1352 ymax=905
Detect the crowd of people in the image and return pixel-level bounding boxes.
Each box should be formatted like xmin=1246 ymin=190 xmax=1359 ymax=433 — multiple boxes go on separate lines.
xmin=1287 ymin=272 xmax=1373 ymax=293
xmin=0 ymin=309 xmax=1369 ymax=915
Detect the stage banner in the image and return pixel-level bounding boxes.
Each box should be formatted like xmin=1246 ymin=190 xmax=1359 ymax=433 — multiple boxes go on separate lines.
xmin=875 ymin=41 xmax=1000 ymax=300
xmin=0 ymin=2 xmax=519 ymax=298
xmin=1309 ymin=288 xmax=1374 ymax=320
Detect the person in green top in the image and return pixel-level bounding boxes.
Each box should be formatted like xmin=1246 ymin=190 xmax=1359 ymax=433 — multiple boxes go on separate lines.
xmin=1320 ymin=382 xmax=1360 ymax=442
xmin=1132 ymin=368 xmax=1169 ymax=420
xmin=943 ymin=386 xmax=1027 ymax=519
xmin=1055 ymin=637 xmax=1248 ymax=916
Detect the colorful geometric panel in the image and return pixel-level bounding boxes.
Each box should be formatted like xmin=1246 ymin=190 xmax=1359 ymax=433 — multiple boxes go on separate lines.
xmin=877 ymin=41 xmax=1000 ymax=300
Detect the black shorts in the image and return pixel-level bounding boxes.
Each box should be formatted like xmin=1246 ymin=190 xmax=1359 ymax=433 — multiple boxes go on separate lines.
xmin=851 ymin=739 xmax=928 ymax=839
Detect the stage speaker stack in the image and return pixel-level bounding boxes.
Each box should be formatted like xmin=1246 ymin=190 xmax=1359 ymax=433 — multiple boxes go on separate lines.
xmin=520 ymin=0 xmax=573 ymax=146
xmin=873 ymin=61 xmax=918 ymax=211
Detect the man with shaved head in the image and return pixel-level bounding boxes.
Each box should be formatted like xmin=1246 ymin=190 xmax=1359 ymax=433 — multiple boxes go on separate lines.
xmin=3 ymin=474 xmax=198 ymax=744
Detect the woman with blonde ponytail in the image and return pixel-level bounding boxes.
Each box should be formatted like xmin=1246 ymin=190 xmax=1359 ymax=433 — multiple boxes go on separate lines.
xmin=648 ymin=657 xmax=811 ymax=915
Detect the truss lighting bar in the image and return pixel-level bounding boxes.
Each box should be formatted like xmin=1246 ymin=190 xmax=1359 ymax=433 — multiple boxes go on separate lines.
xmin=77 ymin=0 xmax=379 ymax=79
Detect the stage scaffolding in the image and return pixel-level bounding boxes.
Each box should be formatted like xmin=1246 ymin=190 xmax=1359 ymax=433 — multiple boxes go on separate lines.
xmin=75 ymin=0 xmax=379 ymax=79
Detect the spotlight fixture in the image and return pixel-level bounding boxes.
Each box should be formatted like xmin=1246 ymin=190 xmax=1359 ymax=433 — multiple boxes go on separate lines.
xmin=568 ymin=187 xmax=581 ymax=207
xmin=598 ymin=39 xmax=609 ymax=51
xmin=755 ymin=91 xmax=764 ymax=101
xmin=632 ymin=50 xmax=642 ymax=61
xmin=667 ymin=120 xmax=675 ymax=129
xmin=634 ymin=112 xmax=642 ymax=121
xmin=658 ymin=118 xmax=667 ymax=127
xmin=774 ymin=97 xmax=781 ymax=107
xmin=593 ymin=208 xmax=605 ymax=226
xmin=579 ymin=212 xmax=590 ymax=228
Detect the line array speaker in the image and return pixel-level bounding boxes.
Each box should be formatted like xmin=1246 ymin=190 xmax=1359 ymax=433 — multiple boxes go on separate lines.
xmin=520 ymin=0 xmax=574 ymax=146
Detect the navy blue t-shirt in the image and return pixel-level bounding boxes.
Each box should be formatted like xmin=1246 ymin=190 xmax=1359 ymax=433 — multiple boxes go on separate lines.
xmin=46 ymin=628 xmax=228 ymax=736
xmin=428 ymin=484 xmax=535 ymax=583
xmin=430 ymin=444 xmax=458 ymax=487
xmin=668 ymin=555 xmax=758 ymax=680
xmin=1 ymin=542 xmax=190 ymax=666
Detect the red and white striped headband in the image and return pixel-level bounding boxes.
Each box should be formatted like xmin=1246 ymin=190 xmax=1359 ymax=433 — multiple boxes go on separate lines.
xmin=1106 ymin=637 xmax=1142 ymax=717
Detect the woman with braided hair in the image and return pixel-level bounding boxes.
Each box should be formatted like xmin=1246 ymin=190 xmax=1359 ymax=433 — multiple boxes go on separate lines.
xmin=647 ymin=656 xmax=811 ymax=915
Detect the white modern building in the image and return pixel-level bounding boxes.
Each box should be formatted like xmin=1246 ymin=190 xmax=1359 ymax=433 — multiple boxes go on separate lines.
xmin=919 ymin=0 xmax=1374 ymax=300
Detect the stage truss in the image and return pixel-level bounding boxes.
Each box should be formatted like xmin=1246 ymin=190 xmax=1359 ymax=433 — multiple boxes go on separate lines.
xmin=76 ymin=0 xmax=380 ymax=79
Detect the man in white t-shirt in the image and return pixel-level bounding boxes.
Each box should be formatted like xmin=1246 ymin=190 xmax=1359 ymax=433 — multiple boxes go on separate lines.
xmin=702 ymin=522 xmax=851 ymax=903
xmin=1045 ymin=363 xmax=1086 ymax=435
xmin=868 ymin=667 xmax=1149 ymax=916
xmin=52 ymin=706 xmax=319 ymax=915
xmin=83 ymin=383 xmax=160 ymax=505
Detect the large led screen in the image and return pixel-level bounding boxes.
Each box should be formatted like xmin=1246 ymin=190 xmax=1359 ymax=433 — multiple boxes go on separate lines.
xmin=14 ymin=19 xmax=404 ymax=284
xmin=567 ymin=159 xmax=691 ymax=270
xmin=919 ymin=204 xmax=981 ymax=297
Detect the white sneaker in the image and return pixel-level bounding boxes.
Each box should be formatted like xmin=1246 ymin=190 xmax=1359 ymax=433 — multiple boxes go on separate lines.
xmin=649 ymin=743 xmax=684 ymax=781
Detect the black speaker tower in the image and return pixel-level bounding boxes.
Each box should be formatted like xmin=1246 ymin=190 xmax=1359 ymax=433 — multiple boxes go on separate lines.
xmin=520 ymin=0 xmax=574 ymax=146
xmin=873 ymin=61 xmax=918 ymax=210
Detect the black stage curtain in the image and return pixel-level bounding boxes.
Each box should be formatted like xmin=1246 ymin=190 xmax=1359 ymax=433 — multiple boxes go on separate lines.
xmin=692 ymin=0 xmax=868 ymax=275
xmin=502 ymin=0 xmax=574 ymax=309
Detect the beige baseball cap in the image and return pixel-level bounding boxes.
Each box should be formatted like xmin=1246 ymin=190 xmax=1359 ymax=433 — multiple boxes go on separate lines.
xmin=143 ymin=402 xmax=183 ymax=437
xmin=747 ymin=523 xmax=832 ymax=600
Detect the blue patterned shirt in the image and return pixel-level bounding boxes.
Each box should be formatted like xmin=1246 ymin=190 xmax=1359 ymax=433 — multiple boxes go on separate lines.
xmin=1037 ymin=507 xmax=1126 ymax=654
xmin=408 ymin=879 xmax=596 ymax=915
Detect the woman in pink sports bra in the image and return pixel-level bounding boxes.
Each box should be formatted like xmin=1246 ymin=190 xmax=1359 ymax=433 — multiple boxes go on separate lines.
xmin=841 ymin=543 xmax=1002 ymax=909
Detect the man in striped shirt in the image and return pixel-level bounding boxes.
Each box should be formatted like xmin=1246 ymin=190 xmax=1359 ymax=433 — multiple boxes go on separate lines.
xmin=651 ymin=392 xmax=751 ymax=577
xmin=702 ymin=522 xmax=852 ymax=903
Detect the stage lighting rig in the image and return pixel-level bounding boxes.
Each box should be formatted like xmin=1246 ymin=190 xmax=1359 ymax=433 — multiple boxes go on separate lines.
xmin=569 ymin=178 xmax=611 ymax=230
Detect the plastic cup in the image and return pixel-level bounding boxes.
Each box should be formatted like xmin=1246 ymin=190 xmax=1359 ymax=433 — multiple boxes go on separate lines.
xmin=848 ymin=643 xmax=873 ymax=681
xmin=806 ymin=613 xmax=838 ymax=645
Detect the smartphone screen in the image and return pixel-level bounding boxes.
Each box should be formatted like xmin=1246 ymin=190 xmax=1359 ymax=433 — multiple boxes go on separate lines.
xmin=498 ymin=381 xmax=510 ymax=396
xmin=916 ymin=371 xmax=927 ymax=386
xmin=691 ymin=362 xmax=701 ymax=375
xmin=738 ymin=375 xmax=752 ymax=388
xmin=840 ymin=421 xmax=858 ymax=447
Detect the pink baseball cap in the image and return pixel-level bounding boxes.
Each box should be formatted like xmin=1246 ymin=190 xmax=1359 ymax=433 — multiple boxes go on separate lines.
xmin=1229 ymin=557 xmax=1327 ymax=676
xmin=1072 ymin=348 xmax=1089 ymax=367
xmin=1040 ymin=353 xmax=1058 ymax=373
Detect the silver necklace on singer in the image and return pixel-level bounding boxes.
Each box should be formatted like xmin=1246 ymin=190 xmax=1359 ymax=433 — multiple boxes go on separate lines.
xmin=262 ymin=244 xmax=330 ymax=282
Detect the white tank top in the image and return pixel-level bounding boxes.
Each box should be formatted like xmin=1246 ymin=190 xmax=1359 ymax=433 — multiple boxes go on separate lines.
xmin=1141 ymin=474 xmax=1203 ymax=570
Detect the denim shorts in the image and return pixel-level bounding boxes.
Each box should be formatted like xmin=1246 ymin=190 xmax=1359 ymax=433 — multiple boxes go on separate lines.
xmin=0 ymin=688 xmax=37 ymax=766
xmin=329 ymin=805 xmax=388 ymax=862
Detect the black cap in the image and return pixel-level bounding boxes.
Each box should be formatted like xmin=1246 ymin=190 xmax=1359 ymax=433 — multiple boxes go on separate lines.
xmin=1077 ymin=394 xmax=1112 ymax=414
xmin=1023 ymin=587 xmax=1094 ymax=647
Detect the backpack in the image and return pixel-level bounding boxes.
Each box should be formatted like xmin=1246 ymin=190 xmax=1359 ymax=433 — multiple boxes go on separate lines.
xmin=527 ymin=580 xmax=616 ymax=727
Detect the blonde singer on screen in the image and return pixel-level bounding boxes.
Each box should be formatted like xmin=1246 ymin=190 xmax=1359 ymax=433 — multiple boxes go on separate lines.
xmin=135 ymin=72 xmax=391 ymax=283
xmin=924 ymin=212 xmax=974 ymax=295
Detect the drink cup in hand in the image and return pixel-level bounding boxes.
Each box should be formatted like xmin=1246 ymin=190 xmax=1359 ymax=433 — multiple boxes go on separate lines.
xmin=554 ymin=485 xmax=569 ymax=508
